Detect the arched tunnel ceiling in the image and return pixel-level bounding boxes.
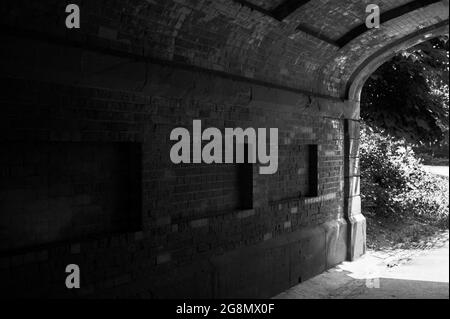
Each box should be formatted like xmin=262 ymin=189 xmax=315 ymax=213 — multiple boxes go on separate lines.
xmin=318 ymin=0 xmax=449 ymax=98
xmin=1 ymin=0 xmax=449 ymax=99
xmin=235 ymin=0 xmax=444 ymax=47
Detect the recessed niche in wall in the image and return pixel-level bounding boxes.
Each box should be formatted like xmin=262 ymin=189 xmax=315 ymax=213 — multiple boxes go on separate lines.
xmin=172 ymin=143 xmax=253 ymax=215
xmin=268 ymin=143 xmax=318 ymax=202
xmin=237 ymin=143 xmax=253 ymax=210
xmin=307 ymin=144 xmax=319 ymax=197
xmin=0 ymin=141 xmax=142 ymax=253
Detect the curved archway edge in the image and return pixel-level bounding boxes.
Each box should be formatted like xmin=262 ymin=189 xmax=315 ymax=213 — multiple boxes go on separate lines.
xmin=342 ymin=20 xmax=448 ymax=262
xmin=347 ymin=21 xmax=449 ymax=104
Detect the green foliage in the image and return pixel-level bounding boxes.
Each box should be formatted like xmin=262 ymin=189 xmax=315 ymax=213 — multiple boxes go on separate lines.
xmin=361 ymin=36 xmax=449 ymax=144
xmin=360 ymin=126 xmax=449 ymax=228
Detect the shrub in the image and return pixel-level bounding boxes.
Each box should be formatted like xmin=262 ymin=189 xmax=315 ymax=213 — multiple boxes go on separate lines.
xmin=360 ymin=126 xmax=449 ymax=228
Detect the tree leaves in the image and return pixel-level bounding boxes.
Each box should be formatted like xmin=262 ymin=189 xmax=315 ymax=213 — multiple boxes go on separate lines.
xmin=360 ymin=127 xmax=449 ymax=227
xmin=361 ymin=37 xmax=449 ymax=145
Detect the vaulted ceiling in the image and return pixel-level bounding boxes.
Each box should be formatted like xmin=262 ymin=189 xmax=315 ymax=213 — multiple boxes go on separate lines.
xmin=1 ymin=0 xmax=449 ymax=99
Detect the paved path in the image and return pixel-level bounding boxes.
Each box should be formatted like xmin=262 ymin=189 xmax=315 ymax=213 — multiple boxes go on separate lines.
xmin=275 ymin=233 xmax=449 ymax=299
xmin=422 ymin=165 xmax=449 ymax=177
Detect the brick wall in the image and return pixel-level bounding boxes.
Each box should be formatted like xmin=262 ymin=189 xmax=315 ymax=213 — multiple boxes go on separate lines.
xmin=3 ymin=0 xmax=423 ymax=297
xmin=1 ymin=0 xmax=446 ymax=100
xmin=0 ymin=33 xmax=350 ymax=296
xmin=0 ymin=0 xmax=446 ymax=299
xmin=0 ymin=141 xmax=141 ymax=252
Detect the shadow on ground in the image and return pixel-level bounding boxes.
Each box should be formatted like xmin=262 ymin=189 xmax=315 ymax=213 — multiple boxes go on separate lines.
xmin=275 ymin=233 xmax=449 ymax=299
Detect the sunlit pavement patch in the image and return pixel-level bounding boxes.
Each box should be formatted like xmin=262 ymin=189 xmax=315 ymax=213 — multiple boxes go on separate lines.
xmin=274 ymin=231 xmax=449 ymax=299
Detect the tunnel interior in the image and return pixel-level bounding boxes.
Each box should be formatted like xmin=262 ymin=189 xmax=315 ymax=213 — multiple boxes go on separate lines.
xmin=0 ymin=0 xmax=448 ymax=298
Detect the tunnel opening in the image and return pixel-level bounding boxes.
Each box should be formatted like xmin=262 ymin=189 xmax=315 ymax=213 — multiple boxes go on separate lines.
xmin=357 ymin=36 xmax=449 ymax=249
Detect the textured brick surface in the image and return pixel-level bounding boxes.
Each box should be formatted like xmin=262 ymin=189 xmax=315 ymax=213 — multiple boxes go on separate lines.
xmin=0 ymin=57 xmax=346 ymax=297
xmin=0 ymin=141 xmax=141 ymax=252
xmin=0 ymin=0 xmax=446 ymax=99
xmin=320 ymin=1 xmax=449 ymax=96
xmin=0 ymin=0 xmax=447 ymax=298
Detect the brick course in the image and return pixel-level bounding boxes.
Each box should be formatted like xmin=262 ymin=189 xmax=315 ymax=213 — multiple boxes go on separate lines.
xmin=1 ymin=0 xmax=446 ymax=99
xmin=0 ymin=52 xmax=345 ymax=297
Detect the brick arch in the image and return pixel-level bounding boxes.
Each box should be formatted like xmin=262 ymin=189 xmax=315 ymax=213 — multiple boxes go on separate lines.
xmin=2 ymin=0 xmax=448 ymax=99
xmin=316 ymin=0 xmax=449 ymax=98
xmin=346 ymin=24 xmax=449 ymax=103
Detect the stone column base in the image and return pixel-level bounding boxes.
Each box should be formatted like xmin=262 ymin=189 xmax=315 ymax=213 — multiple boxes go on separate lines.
xmin=346 ymin=213 xmax=366 ymax=261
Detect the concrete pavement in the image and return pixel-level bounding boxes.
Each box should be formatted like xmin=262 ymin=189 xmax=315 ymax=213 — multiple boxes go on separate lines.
xmin=275 ymin=236 xmax=449 ymax=299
